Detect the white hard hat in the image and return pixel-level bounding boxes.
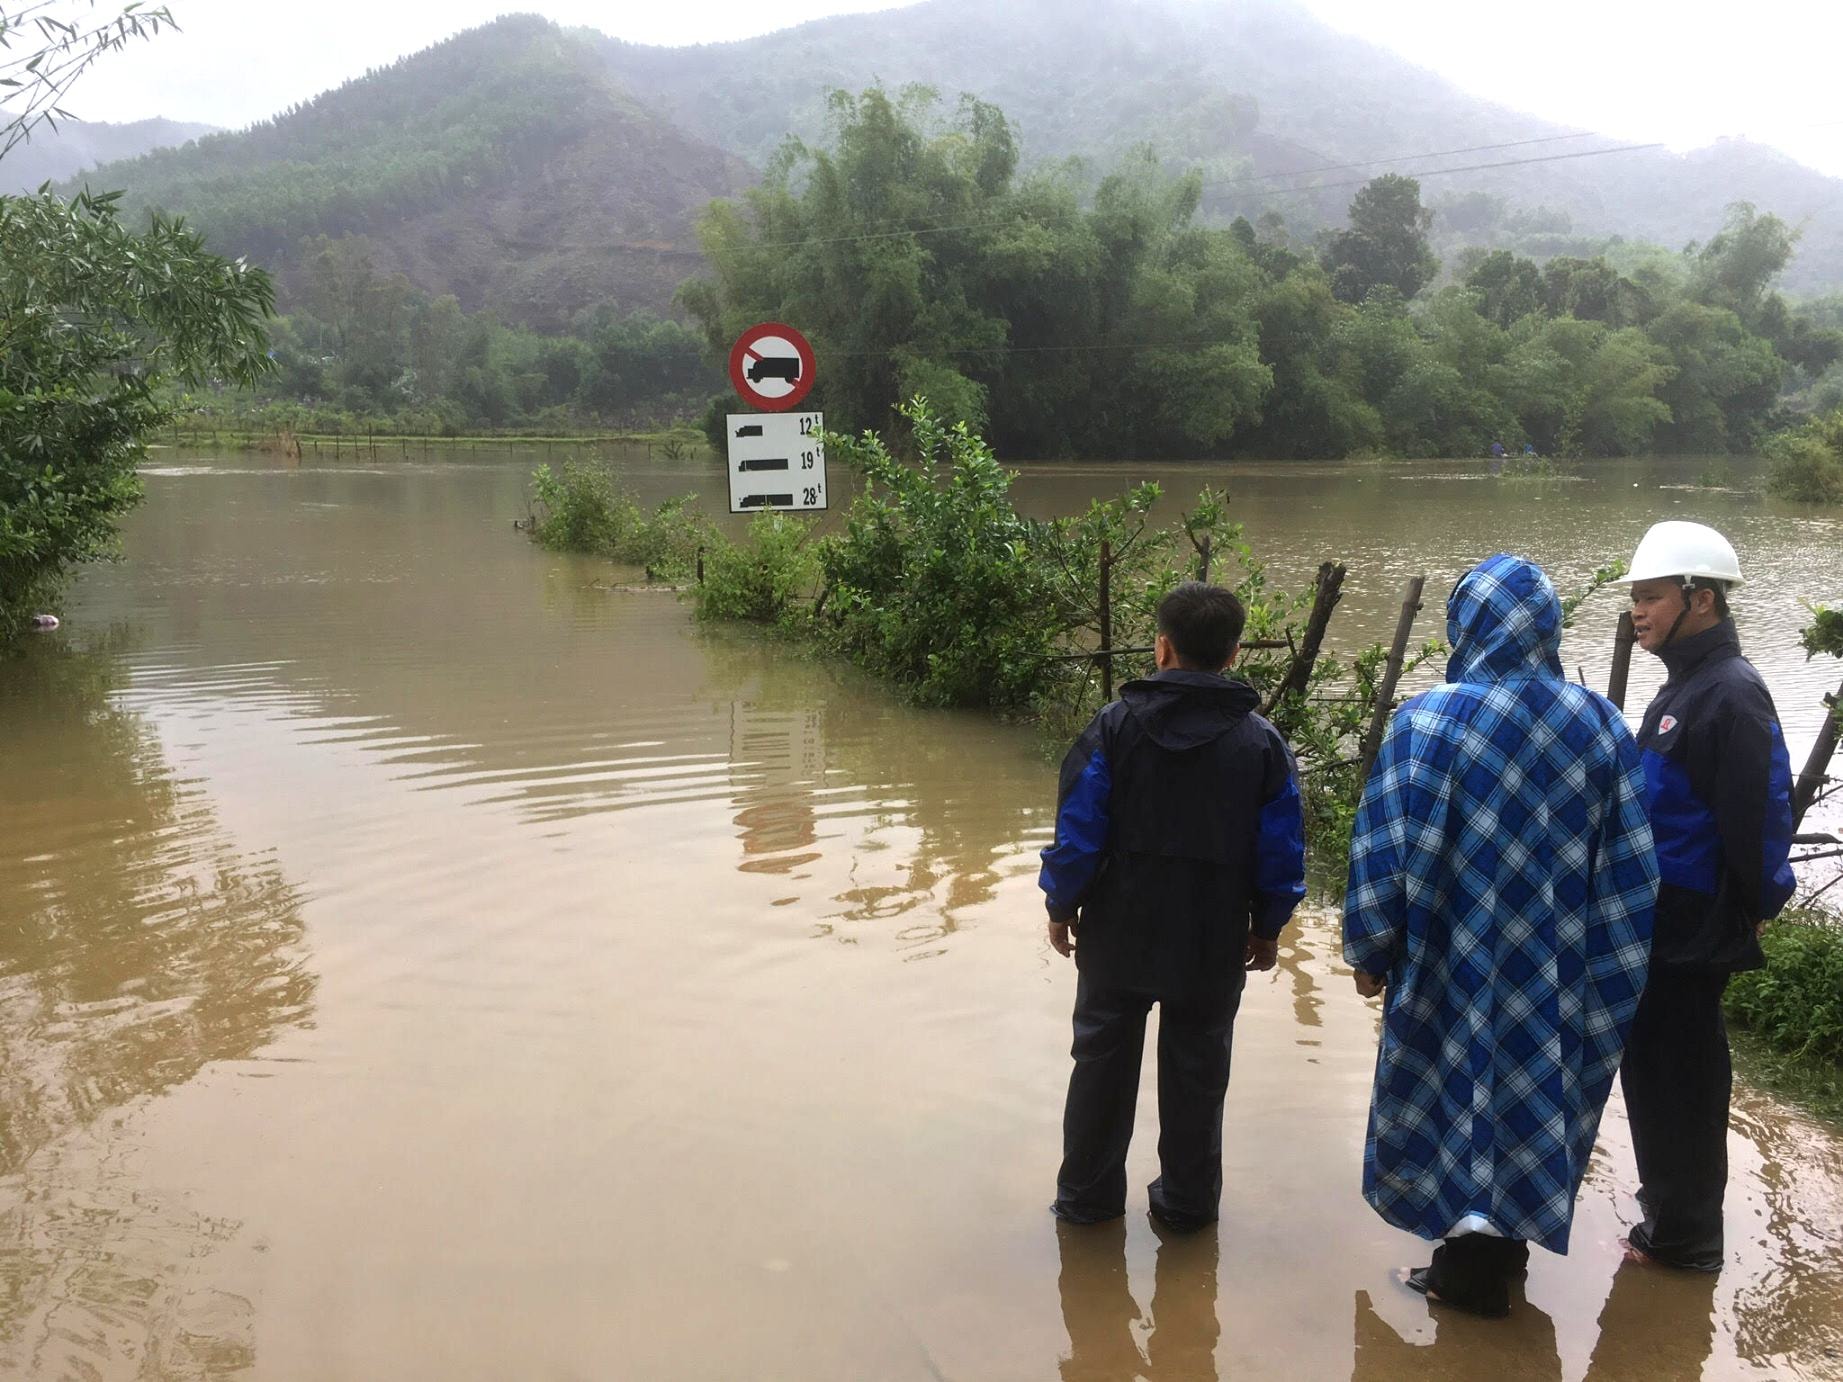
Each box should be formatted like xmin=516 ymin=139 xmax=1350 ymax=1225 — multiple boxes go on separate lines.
xmin=1614 ymin=520 xmax=1744 ymax=589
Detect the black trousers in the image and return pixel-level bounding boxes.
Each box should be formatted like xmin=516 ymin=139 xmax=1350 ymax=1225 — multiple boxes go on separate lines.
xmin=1423 ymin=1235 xmax=1528 ymax=1317
xmin=1055 ymin=970 xmax=1244 ymax=1227
xmin=1619 ymin=966 xmax=1732 ymax=1271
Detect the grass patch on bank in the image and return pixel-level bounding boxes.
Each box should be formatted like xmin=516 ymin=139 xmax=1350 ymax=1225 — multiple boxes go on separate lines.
xmin=1726 ymin=909 xmax=1843 ymax=1125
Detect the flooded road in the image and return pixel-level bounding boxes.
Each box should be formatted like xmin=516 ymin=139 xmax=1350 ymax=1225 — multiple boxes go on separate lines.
xmin=2 ymin=452 xmax=1840 ymax=1380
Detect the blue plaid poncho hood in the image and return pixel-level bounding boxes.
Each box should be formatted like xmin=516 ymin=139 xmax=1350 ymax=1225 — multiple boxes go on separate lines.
xmin=1444 ymin=554 xmax=1566 ymax=685
xmin=1344 ymin=554 xmax=1658 ymax=1252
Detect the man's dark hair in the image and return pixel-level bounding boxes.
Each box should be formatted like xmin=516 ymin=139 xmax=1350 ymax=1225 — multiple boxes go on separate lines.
xmin=1689 ymin=577 xmax=1730 ymax=620
xmin=1156 ymin=582 xmax=1247 ymax=669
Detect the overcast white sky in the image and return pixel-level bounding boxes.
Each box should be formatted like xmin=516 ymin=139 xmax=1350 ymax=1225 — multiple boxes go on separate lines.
xmin=36 ymin=0 xmax=1843 ymax=176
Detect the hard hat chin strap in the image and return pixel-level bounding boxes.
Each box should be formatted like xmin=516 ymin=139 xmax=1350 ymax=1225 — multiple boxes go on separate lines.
xmin=1659 ymin=578 xmax=1695 ymax=648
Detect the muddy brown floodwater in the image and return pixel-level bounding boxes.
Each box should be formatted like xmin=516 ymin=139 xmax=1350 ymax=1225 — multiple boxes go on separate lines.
xmin=2 ymin=451 xmax=1840 ymax=1381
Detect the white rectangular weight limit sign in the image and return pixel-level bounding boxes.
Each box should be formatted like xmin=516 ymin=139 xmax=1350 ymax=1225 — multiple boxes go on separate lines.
xmin=726 ymin=412 xmax=826 ymax=514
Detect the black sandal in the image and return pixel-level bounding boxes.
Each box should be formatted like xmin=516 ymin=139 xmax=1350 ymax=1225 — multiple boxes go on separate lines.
xmin=1400 ymin=1265 xmax=1511 ymax=1319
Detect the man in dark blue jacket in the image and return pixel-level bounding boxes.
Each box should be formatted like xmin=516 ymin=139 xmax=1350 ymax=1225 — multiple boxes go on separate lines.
xmin=1614 ymin=521 xmax=1797 ymax=1271
xmin=1039 ymin=582 xmax=1306 ymax=1230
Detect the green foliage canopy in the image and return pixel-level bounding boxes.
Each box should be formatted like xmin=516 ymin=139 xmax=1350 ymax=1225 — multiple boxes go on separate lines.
xmin=1765 ymin=406 xmax=1843 ymax=504
xmin=683 ymin=88 xmax=1818 ymax=464
xmin=0 ymin=188 xmax=273 ymax=636
xmin=1320 ymin=173 xmax=1439 ymax=305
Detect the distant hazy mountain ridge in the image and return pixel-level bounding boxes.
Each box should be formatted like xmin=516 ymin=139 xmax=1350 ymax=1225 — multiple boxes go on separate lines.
xmin=52 ymin=16 xmax=750 ymax=328
xmin=43 ymin=0 xmax=1843 ymax=325
xmin=601 ymin=0 xmax=1843 ymax=293
xmin=3 ymin=116 xmax=216 ymax=193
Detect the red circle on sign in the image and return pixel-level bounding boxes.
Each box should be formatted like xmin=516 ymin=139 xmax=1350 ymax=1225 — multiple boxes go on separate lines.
xmin=728 ymin=321 xmax=815 ymax=412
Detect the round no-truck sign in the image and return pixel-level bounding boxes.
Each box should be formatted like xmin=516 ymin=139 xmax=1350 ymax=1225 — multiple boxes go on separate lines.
xmin=728 ymin=322 xmax=815 ymax=412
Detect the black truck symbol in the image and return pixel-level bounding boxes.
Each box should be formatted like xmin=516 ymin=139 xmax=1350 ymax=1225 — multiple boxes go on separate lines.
xmin=739 ymin=493 xmax=794 ymax=509
xmin=736 ymin=457 xmax=789 ymax=473
xmin=746 ymin=355 xmax=801 ymax=385
xmin=733 ymin=423 xmax=764 ymax=438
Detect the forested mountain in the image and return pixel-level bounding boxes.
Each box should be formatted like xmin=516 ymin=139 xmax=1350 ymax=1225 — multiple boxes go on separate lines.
xmin=64 ymin=16 xmax=750 ymax=328
xmin=43 ymin=0 xmax=1842 ymax=441
xmin=3 ymin=117 xmax=216 ymax=194
xmin=61 ymin=0 xmax=1843 ymax=329
xmin=600 ymin=0 xmax=1843 ymax=294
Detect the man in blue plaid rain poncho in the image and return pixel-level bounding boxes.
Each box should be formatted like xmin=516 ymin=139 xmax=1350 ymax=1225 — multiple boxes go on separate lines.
xmin=1343 ymin=554 xmax=1658 ymax=1319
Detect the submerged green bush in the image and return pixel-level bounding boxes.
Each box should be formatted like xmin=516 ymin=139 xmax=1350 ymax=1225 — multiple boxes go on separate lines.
xmin=531 ymin=461 xmax=629 ymax=553
xmin=818 ymin=400 xmax=1060 ymax=710
xmin=528 ymin=461 xmax=709 ymax=580
xmin=1727 ymin=912 xmax=1843 ymax=1068
xmin=690 ymin=397 xmax=1434 ymax=874
xmin=694 ymin=513 xmax=816 ymax=625
xmin=1765 ymin=407 xmax=1843 ymax=504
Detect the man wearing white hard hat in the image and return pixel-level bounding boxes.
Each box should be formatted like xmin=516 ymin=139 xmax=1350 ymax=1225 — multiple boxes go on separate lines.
xmin=1613 ymin=520 xmax=1796 ymax=1272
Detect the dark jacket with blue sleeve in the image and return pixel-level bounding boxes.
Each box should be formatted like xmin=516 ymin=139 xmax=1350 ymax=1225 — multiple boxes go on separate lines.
xmin=1037 ymin=668 xmax=1307 ymax=999
xmin=1638 ymin=619 xmax=1796 ymax=973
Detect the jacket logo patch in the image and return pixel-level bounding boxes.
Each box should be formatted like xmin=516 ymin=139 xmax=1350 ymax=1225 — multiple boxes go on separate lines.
xmin=1659 ymin=715 xmax=1678 ymax=733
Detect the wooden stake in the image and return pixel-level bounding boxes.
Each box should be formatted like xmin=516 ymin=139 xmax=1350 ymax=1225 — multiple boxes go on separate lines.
xmin=1792 ymin=677 xmax=1843 ymax=826
xmin=1607 ymin=611 xmax=1636 ymax=710
xmin=1262 ymin=562 xmax=1347 ymax=719
xmin=1358 ymin=575 xmax=1426 ymax=783
xmin=1098 ymin=540 xmax=1114 ymax=702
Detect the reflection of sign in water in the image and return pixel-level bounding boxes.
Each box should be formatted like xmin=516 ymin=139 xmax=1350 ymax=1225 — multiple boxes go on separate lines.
xmin=727 ymin=321 xmax=816 ymax=411
xmin=726 ymin=412 xmax=826 ymax=514
xmin=729 ymin=702 xmax=825 ymax=874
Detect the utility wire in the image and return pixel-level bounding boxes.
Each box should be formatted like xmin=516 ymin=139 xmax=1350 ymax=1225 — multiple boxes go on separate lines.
xmin=825 ymin=336 xmax=1255 ymax=361
xmin=1272 ymin=140 xmax=1666 ymax=193
xmin=1219 ymin=130 xmax=1598 ymax=186
xmin=745 ymin=139 xmax=1667 ymax=254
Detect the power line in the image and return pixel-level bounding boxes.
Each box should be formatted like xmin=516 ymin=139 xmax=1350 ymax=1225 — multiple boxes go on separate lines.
xmin=1219 ymin=131 xmax=1599 ymax=187
xmin=1266 ymin=139 xmax=1667 ymax=194
xmin=745 ymin=139 xmax=1668 ymax=255
xmin=828 ymin=337 xmax=1251 ymax=360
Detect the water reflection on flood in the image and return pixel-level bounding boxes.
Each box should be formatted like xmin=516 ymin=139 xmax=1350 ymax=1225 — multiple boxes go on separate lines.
xmin=0 ymin=643 xmax=312 ymax=1379
xmin=0 ymin=451 xmax=1838 ymax=1379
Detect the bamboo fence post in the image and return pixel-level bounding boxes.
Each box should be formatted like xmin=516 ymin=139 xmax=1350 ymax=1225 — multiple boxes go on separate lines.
xmin=1358 ymin=574 xmax=1426 ymax=783
xmin=1791 ymin=676 xmax=1843 ymax=827
xmin=1261 ymin=561 xmax=1348 ymax=718
xmin=1607 ymin=612 xmax=1637 ymax=710
xmin=1098 ymin=540 xmax=1114 ymax=702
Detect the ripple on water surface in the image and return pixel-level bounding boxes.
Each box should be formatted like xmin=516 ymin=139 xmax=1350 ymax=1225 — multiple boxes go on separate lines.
xmin=1 ymin=453 xmax=1840 ymax=1378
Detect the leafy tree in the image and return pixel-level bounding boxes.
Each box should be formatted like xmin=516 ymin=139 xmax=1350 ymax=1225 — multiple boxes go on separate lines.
xmin=1764 ymin=407 xmax=1843 ymax=504
xmin=1691 ymin=203 xmax=1797 ymax=328
xmin=1 ymin=189 xmax=273 ymax=634
xmin=1436 ymin=191 xmax=1506 ymax=237
xmin=1539 ymin=257 xmax=1650 ymax=327
xmin=1465 ymin=250 xmax=1545 ymax=330
xmin=666 ymin=89 xmax=1803 ymax=465
xmin=1239 ymin=262 xmax=1379 ymax=457
xmin=1646 ymin=300 xmax=1784 ymax=453
xmin=1333 ymin=287 xmax=1422 ymax=404
xmin=1575 ymin=328 xmax=1676 ymax=456
xmin=819 ymin=399 xmax=1056 ymax=709
xmin=239 ymin=249 xmax=714 ymax=432
xmin=1319 ymin=174 xmax=1438 ymax=304
xmin=681 ymin=86 xmax=1016 ymax=438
